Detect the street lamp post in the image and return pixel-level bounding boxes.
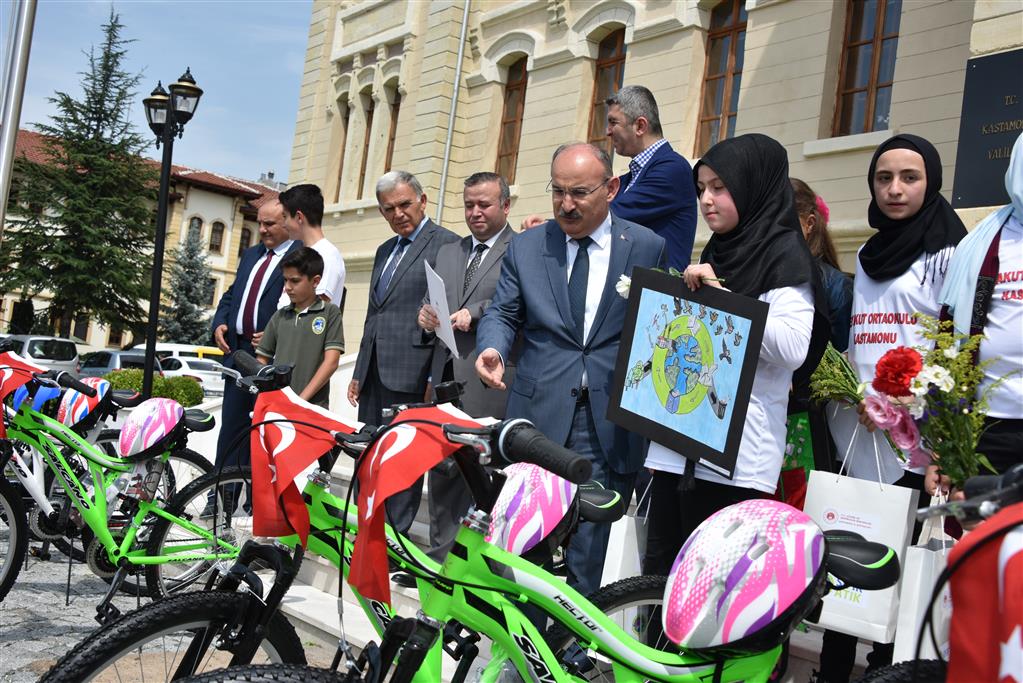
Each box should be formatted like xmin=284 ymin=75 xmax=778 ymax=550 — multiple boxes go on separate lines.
xmin=141 ymin=68 xmax=202 ymax=398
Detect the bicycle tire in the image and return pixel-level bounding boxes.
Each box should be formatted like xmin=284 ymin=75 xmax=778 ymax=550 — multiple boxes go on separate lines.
xmin=0 ymin=477 xmax=29 ymax=601
xmin=854 ymin=660 xmax=946 ymax=683
xmin=177 ymin=664 xmax=345 ymax=682
xmin=544 ymin=575 xmax=671 ymax=682
xmin=145 ymin=466 xmax=255 ymax=599
xmin=39 ymin=589 xmax=306 ymax=682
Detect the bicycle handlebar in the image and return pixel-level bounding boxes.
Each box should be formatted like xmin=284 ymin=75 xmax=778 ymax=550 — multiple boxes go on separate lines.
xmin=496 ymin=419 xmax=592 ymax=484
xmin=228 ymin=352 xmax=293 ymax=394
xmin=47 ymin=371 xmax=97 ymax=397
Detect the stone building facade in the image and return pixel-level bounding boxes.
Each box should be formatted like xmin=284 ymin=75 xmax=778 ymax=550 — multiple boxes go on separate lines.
xmin=288 ymin=0 xmax=1023 ymax=351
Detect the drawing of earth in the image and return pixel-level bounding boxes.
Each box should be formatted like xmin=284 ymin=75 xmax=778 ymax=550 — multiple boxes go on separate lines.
xmin=650 ymin=315 xmax=715 ymax=415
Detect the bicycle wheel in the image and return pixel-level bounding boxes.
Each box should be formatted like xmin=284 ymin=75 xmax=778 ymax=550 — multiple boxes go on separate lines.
xmin=0 ymin=477 xmax=29 ymax=601
xmin=854 ymin=660 xmax=946 ymax=683
xmin=177 ymin=664 xmax=345 ymax=682
xmin=544 ymin=575 xmax=672 ymax=681
xmin=145 ymin=466 xmax=255 ymax=598
xmin=39 ymin=590 xmax=305 ymax=682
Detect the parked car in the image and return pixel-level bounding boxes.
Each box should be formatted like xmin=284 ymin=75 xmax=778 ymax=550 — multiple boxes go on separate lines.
xmin=130 ymin=342 xmax=225 ymax=361
xmin=3 ymin=335 xmax=80 ymax=377
xmin=160 ymin=356 xmax=226 ymax=396
xmin=79 ymin=350 xmax=163 ymax=378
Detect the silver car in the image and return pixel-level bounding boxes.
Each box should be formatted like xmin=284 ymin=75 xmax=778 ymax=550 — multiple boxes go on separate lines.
xmin=79 ymin=350 xmax=163 ymax=378
xmin=160 ymin=357 xmax=226 ymax=396
xmin=4 ymin=335 xmax=80 ymax=378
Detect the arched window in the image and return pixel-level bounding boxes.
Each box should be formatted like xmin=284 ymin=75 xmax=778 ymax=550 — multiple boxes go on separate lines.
xmin=188 ymin=216 xmax=203 ymax=241
xmin=334 ymin=99 xmax=351 ymax=203
xmin=496 ymin=57 xmax=528 ymax=185
xmin=357 ymin=93 xmax=375 ymax=200
xmin=834 ymin=0 xmax=902 ymax=136
xmin=587 ymin=29 xmax=627 ymax=156
xmin=696 ymin=0 xmax=747 ymax=155
xmin=384 ymin=86 xmax=401 ymax=173
xmin=209 ymin=221 xmax=225 ymax=254
xmin=238 ymin=227 xmax=253 ymax=257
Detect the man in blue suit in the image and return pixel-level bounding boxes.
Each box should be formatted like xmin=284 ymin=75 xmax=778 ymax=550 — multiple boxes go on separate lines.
xmin=606 ymin=85 xmax=697 ymax=270
xmin=476 ymin=143 xmax=665 ymax=596
xmin=212 ymin=199 xmax=299 ymax=470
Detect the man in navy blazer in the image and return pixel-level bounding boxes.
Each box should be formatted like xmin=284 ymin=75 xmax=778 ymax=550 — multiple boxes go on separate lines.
xmin=476 ymin=143 xmax=665 ymax=596
xmin=606 ymin=85 xmax=697 ymax=270
xmin=211 ymin=199 xmax=298 ymax=470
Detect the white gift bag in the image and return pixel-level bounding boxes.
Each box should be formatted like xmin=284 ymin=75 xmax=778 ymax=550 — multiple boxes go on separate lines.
xmin=804 ymin=469 xmax=920 ymax=642
xmin=600 ymin=480 xmax=650 ymax=586
xmin=892 ymin=496 xmax=954 ymax=662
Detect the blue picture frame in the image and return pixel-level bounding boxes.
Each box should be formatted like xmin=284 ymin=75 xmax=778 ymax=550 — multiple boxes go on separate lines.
xmin=608 ymin=268 xmax=768 ymax=479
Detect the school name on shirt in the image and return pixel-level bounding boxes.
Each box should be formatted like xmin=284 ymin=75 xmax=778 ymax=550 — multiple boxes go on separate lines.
xmin=850 ymin=311 xmax=918 ymax=345
xmin=997 ymin=268 xmax=1023 ymax=301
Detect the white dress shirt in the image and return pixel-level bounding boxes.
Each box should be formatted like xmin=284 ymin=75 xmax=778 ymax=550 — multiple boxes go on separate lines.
xmin=236 ymin=239 xmax=294 ymax=335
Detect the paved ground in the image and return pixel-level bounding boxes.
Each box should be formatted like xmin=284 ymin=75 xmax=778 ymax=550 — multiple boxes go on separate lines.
xmin=0 ymin=544 xmax=145 ymax=681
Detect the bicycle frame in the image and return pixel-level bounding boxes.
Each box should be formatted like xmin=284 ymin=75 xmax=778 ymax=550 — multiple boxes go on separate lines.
xmin=5 ymin=402 xmax=241 ymax=569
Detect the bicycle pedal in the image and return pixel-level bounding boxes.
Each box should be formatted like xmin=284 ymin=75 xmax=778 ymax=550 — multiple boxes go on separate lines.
xmin=95 ymin=602 xmax=122 ymax=626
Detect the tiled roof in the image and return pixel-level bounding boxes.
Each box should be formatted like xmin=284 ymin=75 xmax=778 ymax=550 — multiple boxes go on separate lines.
xmin=14 ymin=128 xmax=278 ymax=209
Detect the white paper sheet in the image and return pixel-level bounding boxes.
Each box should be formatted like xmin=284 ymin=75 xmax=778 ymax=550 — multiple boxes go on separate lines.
xmin=425 ymin=262 xmax=460 ymax=359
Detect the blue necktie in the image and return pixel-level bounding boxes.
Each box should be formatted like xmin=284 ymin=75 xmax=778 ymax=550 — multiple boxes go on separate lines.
xmin=568 ymin=236 xmax=593 ymax=341
xmin=374 ymin=237 xmax=411 ymax=302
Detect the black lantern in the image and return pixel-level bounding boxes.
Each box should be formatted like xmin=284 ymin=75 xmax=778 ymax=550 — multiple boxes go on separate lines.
xmin=168 ymin=68 xmax=203 ymax=126
xmin=142 ymin=82 xmax=169 ymax=138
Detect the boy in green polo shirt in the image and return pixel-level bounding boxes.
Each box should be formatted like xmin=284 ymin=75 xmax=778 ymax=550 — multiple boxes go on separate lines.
xmin=256 ymin=247 xmax=344 ymax=407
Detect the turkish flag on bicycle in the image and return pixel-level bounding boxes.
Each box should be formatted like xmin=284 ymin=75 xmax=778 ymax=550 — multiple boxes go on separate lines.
xmin=0 ymin=352 xmax=47 ymax=437
xmin=249 ymin=387 xmax=359 ymax=542
xmin=348 ymin=404 xmax=482 ymax=605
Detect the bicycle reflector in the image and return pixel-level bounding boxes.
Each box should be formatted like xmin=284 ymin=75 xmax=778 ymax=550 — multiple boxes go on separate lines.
xmin=663 ymin=499 xmax=827 ymax=655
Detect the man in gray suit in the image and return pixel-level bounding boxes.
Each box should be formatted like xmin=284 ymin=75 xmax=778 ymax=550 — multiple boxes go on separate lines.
xmin=348 ymin=170 xmax=459 ymax=548
xmin=476 ymin=143 xmax=665 ymax=596
xmin=417 ymin=171 xmax=515 ymax=558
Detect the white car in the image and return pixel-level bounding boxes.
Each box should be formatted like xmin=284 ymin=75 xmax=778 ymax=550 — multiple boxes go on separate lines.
xmin=160 ymin=356 xmax=226 ymax=397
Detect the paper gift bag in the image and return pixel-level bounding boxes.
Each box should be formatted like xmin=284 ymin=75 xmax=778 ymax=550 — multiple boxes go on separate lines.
xmin=804 ymin=470 xmax=920 ymax=642
xmin=600 ymin=481 xmax=650 ymax=586
xmin=893 ymin=498 xmax=954 ymax=662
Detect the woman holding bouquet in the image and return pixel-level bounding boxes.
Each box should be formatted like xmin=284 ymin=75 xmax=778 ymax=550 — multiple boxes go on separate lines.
xmin=641 ymin=133 xmax=829 ymax=579
xmin=819 ymin=134 xmax=968 ymax=682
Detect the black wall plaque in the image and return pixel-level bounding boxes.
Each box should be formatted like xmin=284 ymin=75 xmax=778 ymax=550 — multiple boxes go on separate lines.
xmin=952 ymin=49 xmax=1022 ymax=208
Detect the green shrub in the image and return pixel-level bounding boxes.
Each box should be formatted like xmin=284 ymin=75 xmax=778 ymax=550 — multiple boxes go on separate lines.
xmin=163 ymin=376 xmax=204 ymax=407
xmin=102 ymin=370 xmax=202 ymax=407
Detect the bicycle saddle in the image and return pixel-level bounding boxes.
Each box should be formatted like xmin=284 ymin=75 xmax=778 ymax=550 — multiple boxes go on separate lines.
xmin=183 ymin=409 xmax=216 ymax=433
xmin=824 ymin=530 xmax=901 ymax=591
xmin=109 ymin=390 xmax=145 ymax=408
xmin=577 ymin=481 xmax=625 ymax=524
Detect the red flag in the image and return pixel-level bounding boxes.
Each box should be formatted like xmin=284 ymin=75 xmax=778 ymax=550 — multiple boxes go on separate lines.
xmin=348 ymin=405 xmax=483 ymax=605
xmin=947 ymin=503 xmax=1023 ymax=682
xmin=249 ymin=387 xmax=359 ymax=542
xmin=0 ymin=352 xmax=47 ymax=438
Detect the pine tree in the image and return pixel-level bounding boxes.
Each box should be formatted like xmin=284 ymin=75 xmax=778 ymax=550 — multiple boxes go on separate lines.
xmin=0 ymin=10 xmax=157 ymax=336
xmin=160 ymin=227 xmax=213 ymax=344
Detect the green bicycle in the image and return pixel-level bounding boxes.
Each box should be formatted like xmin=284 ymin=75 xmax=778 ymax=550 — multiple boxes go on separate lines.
xmin=0 ymin=352 xmax=243 ymax=620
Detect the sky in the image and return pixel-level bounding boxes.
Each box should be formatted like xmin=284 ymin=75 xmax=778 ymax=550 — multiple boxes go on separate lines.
xmin=4 ymin=0 xmax=312 ymax=184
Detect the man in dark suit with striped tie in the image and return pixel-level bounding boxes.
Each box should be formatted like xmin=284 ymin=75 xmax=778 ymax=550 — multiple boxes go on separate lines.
xmin=211 ymin=199 xmax=299 ymax=470
xmin=348 ymin=171 xmax=459 ymax=548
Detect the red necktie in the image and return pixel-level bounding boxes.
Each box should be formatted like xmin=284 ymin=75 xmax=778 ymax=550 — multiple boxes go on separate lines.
xmin=242 ymin=250 xmax=274 ymax=339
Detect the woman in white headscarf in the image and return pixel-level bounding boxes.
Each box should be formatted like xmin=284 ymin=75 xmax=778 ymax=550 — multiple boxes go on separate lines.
xmin=932 ymin=132 xmax=1023 ymax=486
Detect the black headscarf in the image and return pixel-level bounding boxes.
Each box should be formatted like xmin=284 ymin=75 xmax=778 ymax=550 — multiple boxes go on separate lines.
xmin=859 ymin=133 xmax=967 ymax=282
xmin=695 ymin=133 xmax=829 ymax=389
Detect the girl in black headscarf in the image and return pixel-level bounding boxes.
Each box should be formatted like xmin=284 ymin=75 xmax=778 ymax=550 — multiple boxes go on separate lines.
xmin=642 ymin=133 xmax=830 ymax=577
xmin=819 ymin=134 xmax=967 ymax=683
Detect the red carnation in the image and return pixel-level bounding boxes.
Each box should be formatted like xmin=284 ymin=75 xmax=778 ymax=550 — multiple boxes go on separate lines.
xmin=872 ymin=346 xmax=923 ymax=397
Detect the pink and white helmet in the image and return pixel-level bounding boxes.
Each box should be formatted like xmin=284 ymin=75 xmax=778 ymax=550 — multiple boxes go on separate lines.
xmin=118 ymin=397 xmax=184 ymax=461
xmin=663 ymin=499 xmax=826 ymax=653
xmin=487 ymin=463 xmax=578 ymax=559
xmin=57 ymin=377 xmax=111 ymax=431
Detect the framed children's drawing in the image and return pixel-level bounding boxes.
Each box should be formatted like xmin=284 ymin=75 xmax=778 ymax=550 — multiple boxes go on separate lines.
xmin=608 ymin=267 xmax=769 ymax=479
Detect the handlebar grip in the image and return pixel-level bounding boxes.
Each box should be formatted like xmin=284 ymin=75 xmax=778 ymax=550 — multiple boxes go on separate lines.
xmin=964 ymin=462 xmax=1023 ymax=499
xmin=55 ymin=372 xmax=97 ymax=397
xmin=232 ymin=350 xmax=262 ymax=377
xmin=497 ymin=420 xmax=592 ymax=484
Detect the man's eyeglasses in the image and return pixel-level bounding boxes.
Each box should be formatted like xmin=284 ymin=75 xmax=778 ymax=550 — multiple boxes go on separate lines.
xmin=546 ymin=178 xmax=611 ymax=200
